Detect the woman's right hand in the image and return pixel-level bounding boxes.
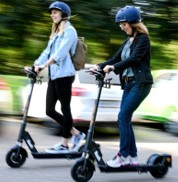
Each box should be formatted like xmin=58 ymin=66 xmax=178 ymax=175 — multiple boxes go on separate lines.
xmin=34 ymin=64 xmax=46 ymax=73
xmin=89 ymin=65 xmax=99 ymax=71
xmin=34 ymin=65 xmax=40 ymax=73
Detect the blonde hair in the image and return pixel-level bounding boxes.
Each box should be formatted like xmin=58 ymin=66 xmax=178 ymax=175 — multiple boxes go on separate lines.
xmin=131 ymin=22 xmax=149 ymax=35
xmin=50 ymin=20 xmax=67 ymax=39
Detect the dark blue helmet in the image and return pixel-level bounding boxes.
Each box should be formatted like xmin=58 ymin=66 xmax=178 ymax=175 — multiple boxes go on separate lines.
xmin=115 ymin=6 xmax=141 ymax=23
xmin=49 ymin=1 xmax=71 ymax=18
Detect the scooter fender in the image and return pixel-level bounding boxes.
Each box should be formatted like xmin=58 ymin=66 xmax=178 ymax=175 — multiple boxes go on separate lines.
xmin=161 ymin=154 xmax=172 ymax=167
xmin=78 ymin=157 xmax=95 ymax=172
xmin=147 ymin=154 xmax=172 ymax=167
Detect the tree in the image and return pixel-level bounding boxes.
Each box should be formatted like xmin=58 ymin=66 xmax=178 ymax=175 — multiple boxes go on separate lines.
xmin=0 ymin=0 xmax=178 ymax=75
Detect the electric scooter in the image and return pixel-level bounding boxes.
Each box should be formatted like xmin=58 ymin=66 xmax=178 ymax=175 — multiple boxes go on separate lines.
xmin=6 ymin=66 xmax=84 ymax=168
xmin=71 ymin=69 xmax=172 ymax=182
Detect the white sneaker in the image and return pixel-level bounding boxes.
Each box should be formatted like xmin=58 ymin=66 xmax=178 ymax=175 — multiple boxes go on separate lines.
xmin=45 ymin=143 xmax=69 ymax=154
xmin=107 ymin=154 xmax=130 ymax=168
xmin=71 ymin=132 xmax=86 ymax=151
xmin=130 ymin=156 xmax=139 ymax=166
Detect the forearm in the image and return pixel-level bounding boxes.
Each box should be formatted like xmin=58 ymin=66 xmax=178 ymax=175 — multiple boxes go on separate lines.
xmin=44 ymin=58 xmax=55 ymax=67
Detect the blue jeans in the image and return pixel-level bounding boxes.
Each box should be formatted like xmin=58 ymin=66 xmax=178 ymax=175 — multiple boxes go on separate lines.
xmin=118 ymin=80 xmax=152 ymax=158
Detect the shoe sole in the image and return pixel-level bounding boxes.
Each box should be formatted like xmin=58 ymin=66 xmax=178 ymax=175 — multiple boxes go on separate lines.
xmin=107 ymin=163 xmax=130 ymax=168
xmin=130 ymin=163 xmax=140 ymax=166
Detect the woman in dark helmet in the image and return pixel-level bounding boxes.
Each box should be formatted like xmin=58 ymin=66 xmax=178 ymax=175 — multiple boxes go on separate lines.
xmin=90 ymin=6 xmax=153 ymax=167
xmin=33 ymin=1 xmax=85 ymax=154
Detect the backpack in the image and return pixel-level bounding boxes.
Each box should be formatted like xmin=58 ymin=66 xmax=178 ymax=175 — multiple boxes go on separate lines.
xmin=71 ymin=38 xmax=87 ymax=71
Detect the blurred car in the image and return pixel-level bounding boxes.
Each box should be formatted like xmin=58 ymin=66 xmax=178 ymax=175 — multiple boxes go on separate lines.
xmin=135 ymin=70 xmax=178 ymax=135
xmin=21 ymin=64 xmax=123 ymax=127
xmin=0 ymin=78 xmax=13 ymax=114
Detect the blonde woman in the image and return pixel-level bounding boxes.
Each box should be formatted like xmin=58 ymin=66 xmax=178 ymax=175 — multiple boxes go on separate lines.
xmin=90 ymin=6 xmax=153 ymax=167
xmin=34 ymin=1 xmax=85 ymax=154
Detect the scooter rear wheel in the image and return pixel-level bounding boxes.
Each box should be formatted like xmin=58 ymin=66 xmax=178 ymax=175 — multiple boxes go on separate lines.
xmin=71 ymin=157 xmax=95 ymax=182
xmin=147 ymin=154 xmax=168 ymax=178
xmin=6 ymin=146 xmax=27 ymax=168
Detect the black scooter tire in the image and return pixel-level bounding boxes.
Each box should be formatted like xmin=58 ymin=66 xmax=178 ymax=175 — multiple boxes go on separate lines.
xmin=147 ymin=154 xmax=168 ymax=178
xmin=71 ymin=157 xmax=95 ymax=182
xmin=6 ymin=146 xmax=28 ymax=168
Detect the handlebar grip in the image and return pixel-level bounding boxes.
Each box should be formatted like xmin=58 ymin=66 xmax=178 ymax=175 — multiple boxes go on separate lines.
xmin=24 ymin=66 xmax=37 ymax=77
xmin=32 ymin=65 xmax=44 ymax=73
xmin=38 ymin=68 xmax=43 ymax=72
xmin=108 ymin=68 xmax=113 ymax=72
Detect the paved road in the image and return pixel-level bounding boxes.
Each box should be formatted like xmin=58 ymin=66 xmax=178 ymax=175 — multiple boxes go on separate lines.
xmin=0 ymin=118 xmax=178 ymax=182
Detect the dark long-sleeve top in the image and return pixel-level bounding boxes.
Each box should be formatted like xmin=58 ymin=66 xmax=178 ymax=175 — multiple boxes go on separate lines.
xmin=99 ymin=33 xmax=153 ymax=89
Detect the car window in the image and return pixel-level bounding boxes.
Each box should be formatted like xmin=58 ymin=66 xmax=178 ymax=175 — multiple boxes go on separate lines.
xmin=77 ymin=69 xmax=120 ymax=85
xmin=105 ymin=72 xmax=120 ymax=85
xmin=38 ymin=64 xmax=121 ymax=85
xmin=77 ymin=69 xmax=97 ymax=84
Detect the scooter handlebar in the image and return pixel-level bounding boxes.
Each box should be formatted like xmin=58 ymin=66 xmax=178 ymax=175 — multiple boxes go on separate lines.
xmin=108 ymin=67 xmax=113 ymax=73
xmin=86 ymin=69 xmax=105 ymax=80
xmin=24 ymin=66 xmax=39 ymax=78
xmin=86 ymin=69 xmax=105 ymax=76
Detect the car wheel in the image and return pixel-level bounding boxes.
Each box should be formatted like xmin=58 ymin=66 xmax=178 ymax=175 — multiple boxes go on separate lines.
xmin=164 ymin=121 xmax=178 ymax=135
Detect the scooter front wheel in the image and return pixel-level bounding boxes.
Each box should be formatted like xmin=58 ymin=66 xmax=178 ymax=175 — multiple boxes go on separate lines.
xmin=71 ymin=157 xmax=95 ymax=182
xmin=6 ymin=146 xmax=28 ymax=168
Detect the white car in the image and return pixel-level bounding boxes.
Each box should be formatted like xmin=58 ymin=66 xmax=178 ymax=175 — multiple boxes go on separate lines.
xmin=21 ymin=64 xmax=123 ymax=126
xmin=135 ymin=69 xmax=178 ymax=134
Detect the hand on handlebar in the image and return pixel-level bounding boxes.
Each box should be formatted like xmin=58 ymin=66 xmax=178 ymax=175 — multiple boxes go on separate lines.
xmin=23 ymin=66 xmax=37 ymax=78
xmin=103 ymin=65 xmax=114 ymax=74
xmin=34 ymin=64 xmax=46 ymax=73
xmin=24 ymin=66 xmax=31 ymax=71
xmin=88 ymin=65 xmax=114 ymax=75
xmin=88 ymin=65 xmax=100 ymax=74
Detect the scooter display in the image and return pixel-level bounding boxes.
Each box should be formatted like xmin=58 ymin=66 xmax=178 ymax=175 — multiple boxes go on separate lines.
xmin=71 ymin=69 xmax=172 ymax=182
xmin=6 ymin=66 xmax=83 ymax=168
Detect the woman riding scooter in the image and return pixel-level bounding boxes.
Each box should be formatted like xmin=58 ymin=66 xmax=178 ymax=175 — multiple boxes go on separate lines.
xmin=90 ymin=5 xmax=153 ymax=167
xmin=34 ymin=1 xmax=85 ymax=154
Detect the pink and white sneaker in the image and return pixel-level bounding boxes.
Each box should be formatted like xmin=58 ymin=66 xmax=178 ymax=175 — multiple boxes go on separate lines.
xmin=106 ymin=154 xmax=130 ymax=168
xmin=130 ymin=156 xmax=139 ymax=166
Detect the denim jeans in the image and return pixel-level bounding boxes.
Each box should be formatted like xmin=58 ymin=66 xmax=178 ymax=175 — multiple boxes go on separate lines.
xmin=118 ymin=80 xmax=152 ymax=158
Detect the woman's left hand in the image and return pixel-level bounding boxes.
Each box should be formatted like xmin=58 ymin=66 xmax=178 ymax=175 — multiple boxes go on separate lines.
xmin=103 ymin=65 xmax=115 ymax=73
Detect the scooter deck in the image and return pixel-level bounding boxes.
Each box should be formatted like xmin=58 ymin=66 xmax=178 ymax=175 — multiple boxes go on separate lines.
xmin=98 ymin=164 xmax=167 ymax=173
xmin=32 ymin=151 xmax=82 ymax=159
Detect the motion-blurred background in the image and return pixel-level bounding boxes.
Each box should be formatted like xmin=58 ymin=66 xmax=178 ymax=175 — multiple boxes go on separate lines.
xmin=0 ymin=0 xmax=178 ymax=135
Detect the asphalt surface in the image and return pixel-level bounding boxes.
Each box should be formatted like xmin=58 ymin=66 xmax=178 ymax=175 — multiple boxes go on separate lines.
xmin=0 ymin=117 xmax=178 ymax=182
